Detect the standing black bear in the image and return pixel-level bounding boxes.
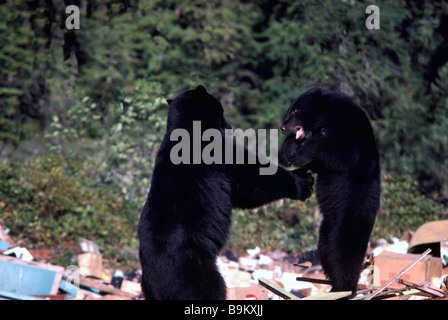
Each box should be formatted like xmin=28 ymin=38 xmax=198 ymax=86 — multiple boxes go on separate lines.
xmin=279 ymin=87 xmax=381 ymax=295
xmin=138 ymin=85 xmax=314 ymax=300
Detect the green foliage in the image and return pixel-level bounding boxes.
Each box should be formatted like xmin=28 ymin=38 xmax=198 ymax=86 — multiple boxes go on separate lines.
xmin=103 ymin=80 xmax=168 ymax=205
xmin=0 ymin=0 xmax=49 ymax=145
xmin=372 ymin=174 xmax=446 ymax=242
xmin=0 ymin=156 xmax=137 ymax=263
xmin=43 ymin=79 xmax=167 ymax=205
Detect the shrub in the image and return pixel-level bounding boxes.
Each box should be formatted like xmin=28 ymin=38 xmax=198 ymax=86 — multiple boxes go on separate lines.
xmin=0 ymin=155 xmax=138 ymax=264
xmin=371 ymin=174 xmax=447 ymax=242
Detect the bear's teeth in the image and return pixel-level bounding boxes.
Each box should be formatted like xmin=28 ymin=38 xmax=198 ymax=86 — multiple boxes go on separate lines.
xmin=295 ymin=127 xmax=305 ymax=140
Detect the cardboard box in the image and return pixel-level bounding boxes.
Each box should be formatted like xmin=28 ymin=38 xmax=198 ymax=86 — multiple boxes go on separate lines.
xmin=227 ymin=286 xmax=268 ymax=300
xmin=78 ymin=252 xmax=103 ymax=279
xmin=373 ymin=251 xmax=442 ymax=288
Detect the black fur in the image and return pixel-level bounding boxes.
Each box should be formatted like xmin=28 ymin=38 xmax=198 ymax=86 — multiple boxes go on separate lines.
xmin=280 ymin=87 xmax=381 ymax=295
xmin=138 ymin=85 xmax=314 ymax=300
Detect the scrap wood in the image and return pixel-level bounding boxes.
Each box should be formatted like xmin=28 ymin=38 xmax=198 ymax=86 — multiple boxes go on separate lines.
xmin=365 ymin=248 xmax=432 ymax=300
xmin=258 ymin=277 xmax=300 ymax=300
xmin=293 ymin=261 xmax=312 ymax=269
xmin=295 ymin=276 xmax=331 ymax=285
xmin=395 ymin=278 xmax=446 ymax=298
xmin=258 ymin=277 xmax=351 ymax=300
xmin=28 ymin=249 xmax=52 ymax=260
xmin=63 ymin=274 xmax=137 ymax=298
xmin=67 ymin=275 xmax=136 ymax=298
xmin=353 ymin=286 xmax=422 ymax=300
xmin=370 ymin=288 xmax=422 ymax=300
xmin=300 ymin=291 xmax=352 ymax=300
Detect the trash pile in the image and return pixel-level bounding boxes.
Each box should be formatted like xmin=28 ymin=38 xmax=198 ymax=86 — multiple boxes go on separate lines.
xmin=0 ymin=227 xmax=142 ymax=300
xmin=218 ymin=220 xmax=448 ymax=300
xmin=1 ymin=220 xmax=447 ymax=300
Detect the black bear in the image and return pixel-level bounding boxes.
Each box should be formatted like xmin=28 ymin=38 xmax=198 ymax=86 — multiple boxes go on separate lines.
xmin=138 ymin=85 xmax=314 ymax=300
xmin=279 ymin=87 xmax=381 ymax=295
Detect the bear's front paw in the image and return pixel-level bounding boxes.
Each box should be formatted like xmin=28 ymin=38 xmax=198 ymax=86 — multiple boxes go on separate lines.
xmin=293 ymin=169 xmax=314 ymax=200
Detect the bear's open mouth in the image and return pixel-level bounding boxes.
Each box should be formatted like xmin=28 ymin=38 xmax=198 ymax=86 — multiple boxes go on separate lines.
xmin=295 ymin=126 xmax=305 ymax=140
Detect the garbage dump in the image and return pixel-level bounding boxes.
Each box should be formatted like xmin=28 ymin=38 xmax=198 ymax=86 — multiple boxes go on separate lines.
xmin=1 ymin=221 xmax=447 ymax=300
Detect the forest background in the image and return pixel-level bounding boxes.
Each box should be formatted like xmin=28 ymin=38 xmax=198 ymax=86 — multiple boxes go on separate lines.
xmin=0 ymin=0 xmax=447 ymax=269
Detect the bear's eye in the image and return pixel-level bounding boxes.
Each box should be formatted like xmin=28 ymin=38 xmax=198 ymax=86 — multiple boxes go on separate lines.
xmin=293 ymin=109 xmax=299 ymax=114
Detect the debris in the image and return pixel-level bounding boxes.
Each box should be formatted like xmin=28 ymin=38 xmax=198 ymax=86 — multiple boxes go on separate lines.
xmin=0 ymin=240 xmax=10 ymax=250
xmin=297 ymin=270 xmax=331 ymax=294
xmin=408 ymin=220 xmax=448 ymax=261
xmin=252 ymin=269 xmax=274 ymax=282
xmin=371 ymin=249 xmax=442 ymax=290
xmin=227 ymin=286 xmax=268 ymax=300
xmin=78 ymin=252 xmax=103 ymax=279
xmin=111 ymin=270 xmax=125 ymax=289
xmin=229 ymin=270 xmax=252 ymax=287
xmin=72 ymin=288 xmax=102 ymax=300
xmin=2 ymin=219 xmax=448 ymax=300
xmin=247 ymin=246 xmax=261 ymax=257
xmin=0 ymin=226 xmax=15 ymax=248
xmin=96 ymin=294 xmax=132 ymax=300
xmin=120 ymin=279 xmax=142 ymax=296
xmin=59 ymin=271 xmax=79 ymax=298
xmin=75 ymin=276 xmax=136 ymax=298
xmin=33 ymin=294 xmax=69 ymax=300
xmin=258 ymin=254 xmax=273 ymax=266
xmin=281 ymin=272 xmax=311 ymax=293
xmin=296 ymin=276 xmax=332 ymax=285
xmin=365 ymin=248 xmax=432 ymax=300
xmin=395 ymin=278 xmax=446 ymax=298
xmin=0 ymin=255 xmax=64 ymax=295
xmin=368 ymin=288 xmax=422 ymax=300
xmin=259 ymin=277 xmax=350 ymax=300
xmin=0 ymin=289 xmax=48 ymax=300
xmin=295 ymin=261 xmax=312 ymax=269
xmin=79 ymin=238 xmax=101 ymax=254
xmin=27 ymin=249 xmax=52 ymax=260
xmin=258 ymin=277 xmax=300 ymax=300
xmin=372 ymin=237 xmax=409 ymax=256
xmin=3 ymin=246 xmax=33 ymax=261
xmin=300 ymin=291 xmax=352 ymax=300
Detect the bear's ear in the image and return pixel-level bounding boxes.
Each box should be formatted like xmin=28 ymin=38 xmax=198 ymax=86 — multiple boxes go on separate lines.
xmin=166 ymin=99 xmax=173 ymax=105
xmin=196 ymin=85 xmax=207 ymax=94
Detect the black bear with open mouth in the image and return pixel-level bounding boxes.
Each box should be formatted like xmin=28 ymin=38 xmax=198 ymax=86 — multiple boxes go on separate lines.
xmin=280 ymin=87 xmax=381 ymax=295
